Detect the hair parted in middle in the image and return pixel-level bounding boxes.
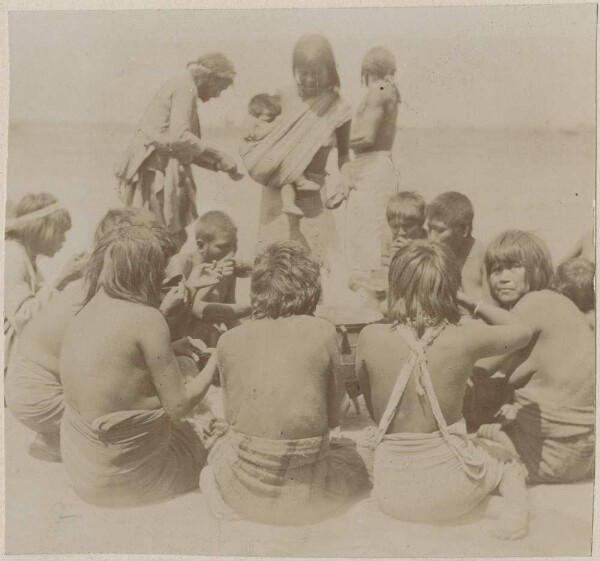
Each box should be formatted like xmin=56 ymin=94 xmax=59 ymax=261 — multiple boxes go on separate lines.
xmin=485 ymin=230 xmax=554 ymax=298
xmin=292 ymin=34 xmax=340 ymax=90
xmin=250 ymin=240 xmax=321 ymax=320
xmin=82 ymin=223 xmax=177 ymax=309
xmin=387 ymin=239 xmax=461 ymax=336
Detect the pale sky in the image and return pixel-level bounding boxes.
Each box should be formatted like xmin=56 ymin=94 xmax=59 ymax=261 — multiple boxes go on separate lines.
xmin=8 ymin=5 xmax=597 ymax=128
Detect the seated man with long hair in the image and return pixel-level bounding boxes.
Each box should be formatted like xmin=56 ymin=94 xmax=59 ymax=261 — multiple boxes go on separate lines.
xmin=356 ymin=240 xmax=532 ymax=539
xmin=59 ymin=224 xmax=218 ymax=507
xmin=200 ymin=241 xmax=369 ymax=525
xmin=6 ymin=209 xmax=210 ymax=463
xmin=477 ymin=231 xmax=595 ymax=484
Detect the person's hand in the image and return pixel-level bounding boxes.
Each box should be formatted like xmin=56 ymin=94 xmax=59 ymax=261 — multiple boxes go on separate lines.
xmin=390 ymin=236 xmax=410 ymax=255
xmin=218 ymin=153 xmax=244 ymax=181
xmin=186 ymin=263 xmax=222 ymax=291
xmin=55 ymin=252 xmax=88 ymax=290
xmin=494 ymin=403 xmax=519 ymax=425
xmin=159 ymin=282 xmax=189 ymax=316
xmin=172 ymin=337 xmax=209 ymax=360
xmin=214 ymin=255 xmax=236 ymax=279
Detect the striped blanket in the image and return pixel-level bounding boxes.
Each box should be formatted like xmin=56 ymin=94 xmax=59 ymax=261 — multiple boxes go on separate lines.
xmin=201 ymin=428 xmax=369 ymax=524
xmin=240 ymin=89 xmax=351 ymax=189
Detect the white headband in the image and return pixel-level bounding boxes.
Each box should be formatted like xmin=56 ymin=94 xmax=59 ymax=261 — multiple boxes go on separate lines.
xmin=6 ymin=202 xmax=64 ymax=229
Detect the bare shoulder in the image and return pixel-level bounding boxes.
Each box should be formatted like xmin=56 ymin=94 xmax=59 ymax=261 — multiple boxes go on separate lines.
xmin=514 ymin=289 xmax=555 ymax=312
xmin=358 ymin=323 xmax=389 ymax=345
xmin=366 ymin=80 xmax=396 ymax=106
xmin=124 ymin=302 xmax=167 ymax=331
xmin=310 ymin=316 xmax=338 ymax=335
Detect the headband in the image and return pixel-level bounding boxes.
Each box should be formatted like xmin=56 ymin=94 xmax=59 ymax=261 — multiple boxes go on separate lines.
xmin=189 ymin=62 xmax=235 ymax=81
xmin=6 ymin=202 xmax=64 ymax=229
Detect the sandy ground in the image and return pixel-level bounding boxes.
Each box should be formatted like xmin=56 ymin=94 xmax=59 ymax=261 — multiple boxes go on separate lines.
xmin=5 ymin=399 xmax=593 ymax=557
xmin=4 ymin=124 xmax=595 ymax=556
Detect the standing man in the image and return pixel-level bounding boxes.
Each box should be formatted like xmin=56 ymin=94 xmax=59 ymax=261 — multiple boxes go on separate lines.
xmin=115 ymin=52 xmax=242 ymax=248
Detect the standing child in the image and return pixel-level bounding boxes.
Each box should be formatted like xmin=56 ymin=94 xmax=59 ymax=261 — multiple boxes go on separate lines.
xmin=356 ymin=239 xmax=532 ymax=539
xmin=426 ymin=191 xmax=487 ymax=300
xmin=381 ymin=191 xmax=428 ymax=267
xmin=242 ymin=93 xmax=324 ymax=217
xmin=478 ymin=231 xmax=595 ymax=484
xmin=350 ymin=191 xmax=427 ymax=313
xmin=165 ymin=210 xmax=252 ymax=346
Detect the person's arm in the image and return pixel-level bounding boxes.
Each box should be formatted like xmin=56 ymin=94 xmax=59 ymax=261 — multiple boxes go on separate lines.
xmin=325 ymin=326 xmax=345 ymax=430
xmin=4 ymin=244 xmax=58 ymax=335
xmin=196 ymin=302 xmax=251 ymax=324
xmin=165 ymin=83 xmax=240 ymax=177
xmin=350 ymin=86 xmax=386 ymax=152
xmin=335 ymin=120 xmax=354 ymax=197
xmin=139 ymin=308 xmax=216 ymax=420
xmin=355 ymin=329 xmax=375 ymax=422
xmin=457 ymin=291 xmax=533 ymax=361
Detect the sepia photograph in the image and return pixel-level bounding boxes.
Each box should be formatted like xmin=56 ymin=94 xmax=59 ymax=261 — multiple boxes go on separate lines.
xmin=2 ymin=3 xmax=596 ymax=557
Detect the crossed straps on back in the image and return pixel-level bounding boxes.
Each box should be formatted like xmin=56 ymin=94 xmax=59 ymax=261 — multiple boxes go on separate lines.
xmin=368 ymin=321 xmax=486 ymax=481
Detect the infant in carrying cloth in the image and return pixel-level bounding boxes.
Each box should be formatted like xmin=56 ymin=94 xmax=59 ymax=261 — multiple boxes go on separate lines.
xmin=241 ymin=93 xmax=325 ymax=218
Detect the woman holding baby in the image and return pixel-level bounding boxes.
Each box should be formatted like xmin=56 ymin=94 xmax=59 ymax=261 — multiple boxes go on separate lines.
xmin=241 ymin=34 xmax=354 ymax=268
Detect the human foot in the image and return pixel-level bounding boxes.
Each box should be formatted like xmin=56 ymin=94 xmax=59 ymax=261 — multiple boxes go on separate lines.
xmin=489 ymin=499 xmax=528 ymax=540
xmin=325 ymin=190 xmax=347 ymax=210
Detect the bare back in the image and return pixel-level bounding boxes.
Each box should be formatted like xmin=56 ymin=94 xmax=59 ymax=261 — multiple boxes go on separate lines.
xmin=507 ymin=290 xmax=594 ymax=407
xmin=217 ymin=315 xmax=344 ymax=440
xmin=19 ymin=280 xmax=85 ymax=376
xmin=60 ymin=291 xmax=162 ymax=422
xmin=357 ymin=320 xmax=529 ymax=434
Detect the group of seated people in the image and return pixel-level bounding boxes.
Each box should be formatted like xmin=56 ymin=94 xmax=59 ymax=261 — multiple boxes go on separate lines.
xmin=3 ymin=188 xmax=595 ymax=540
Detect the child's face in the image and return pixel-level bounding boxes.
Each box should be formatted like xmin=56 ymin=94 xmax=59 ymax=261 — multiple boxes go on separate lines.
xmin=389 ymin=211 xmax=424 ymax=240
xmin=488 ymin=263 xmax=528 ymax=308
xmin=258 ymin=109 xmax=277 ymax=123
xmin=427 ymin=218 xmax=466 ymax=251
xmin=196 ymin=233 xmax=237 ymax=263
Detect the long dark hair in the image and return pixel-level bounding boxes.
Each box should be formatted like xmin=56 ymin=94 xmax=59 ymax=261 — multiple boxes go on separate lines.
xmin=82 ymin=224 xmax=176 ymax=309
xmin=292 ymin=34 xmax=340 ymax=90
xmin=388 ymin=239 xmax=461 ymax=336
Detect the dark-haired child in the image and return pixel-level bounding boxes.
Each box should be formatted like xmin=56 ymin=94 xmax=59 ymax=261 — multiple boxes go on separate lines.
xmin=165 ymin=210 xmax=252 ymax=346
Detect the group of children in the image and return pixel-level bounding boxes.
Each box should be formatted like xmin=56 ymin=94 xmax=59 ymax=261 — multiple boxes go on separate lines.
xmin=3 ymin=183 xmax=595 ymax=537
